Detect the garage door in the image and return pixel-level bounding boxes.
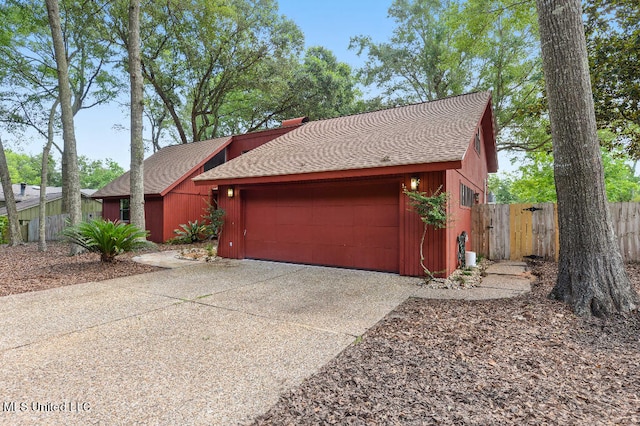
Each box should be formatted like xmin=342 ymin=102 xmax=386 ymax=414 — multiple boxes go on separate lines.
xmin=243 ymin=181 xmax=399 ymax=272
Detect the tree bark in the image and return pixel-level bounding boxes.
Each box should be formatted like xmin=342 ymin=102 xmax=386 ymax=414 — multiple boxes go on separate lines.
xmin=0 ymin=136 xmax=24 ymax=246
xmin=128 ymin=0 xmax=145 ymax=231
xmin=38 ymin=98 xmax=60 ymax=252
xmin=45 ymin=0 xmax=83 ymax=254
xmin=536 ymin=0 xmax=639 ymax=316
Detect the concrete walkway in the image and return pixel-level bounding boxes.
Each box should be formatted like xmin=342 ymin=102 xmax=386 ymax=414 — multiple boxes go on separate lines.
xmin=0 ymin=257 xmax=530 ymax=425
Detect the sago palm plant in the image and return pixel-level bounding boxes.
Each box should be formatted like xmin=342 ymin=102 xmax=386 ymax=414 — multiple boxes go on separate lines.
xmin=62 ymin=219 xmax=153 ymax=263
xmin=173 ymin=220 xmax=208 ymax=243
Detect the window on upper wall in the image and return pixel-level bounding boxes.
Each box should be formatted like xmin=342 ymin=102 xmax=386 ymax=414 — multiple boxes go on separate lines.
xmin=474 ymin=128 xmax=481 ymax=154
xmin=120 ymin=198 xmax=130 ymax=222
xmin=460 ymin=183 xmax=475 ymax=208
xmin=203 ymin=150 xmax=226 ymax=172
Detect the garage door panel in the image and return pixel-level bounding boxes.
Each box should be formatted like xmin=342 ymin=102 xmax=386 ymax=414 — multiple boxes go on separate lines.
xmin=244 ymin=181 xmax=399 ymax=272
xmin=276 ymin=206 xmax=310 ymax=226
xmin=275 ymin=243 xmax=314 ymax=263
xmin=288 ymin=186 xmax=315 ymax=199
xmin=352 ymin=226 xmax=398 ymax=248
xmin=245 ymin=202 xmax=277 ymax=226
xmin=248 ymin=240 xmax=314 ymax=263
xmin=311 ymin=245 xmax=355 ymax=268
xmin=360 ymin=247 xmax=397 ymax=272
xmin=353 ymin=205 xmax=398 ymax=227
xmin=312 ymin=205 xmax=355 ymax=226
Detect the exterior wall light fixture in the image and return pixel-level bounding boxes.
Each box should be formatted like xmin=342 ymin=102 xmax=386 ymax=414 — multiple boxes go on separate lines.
xmin=227 ymin=187 xmax=234 ymax=198
xmin=410 ymin=177 xmax=420 ymax=191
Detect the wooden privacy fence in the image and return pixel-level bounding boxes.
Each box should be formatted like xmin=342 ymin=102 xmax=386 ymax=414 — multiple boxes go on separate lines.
xmin=26 ymin=212 xmax=101 ymax=242
xmin=472 ymin=202 xmax=640 ymax=262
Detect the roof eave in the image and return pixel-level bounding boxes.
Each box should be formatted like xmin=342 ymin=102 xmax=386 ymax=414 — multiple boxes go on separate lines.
xmin=92 ymin=193 xmax=163 ymax=200
xmin=193 ymin=160 xmax=462 ymax=187
xmin=482 ymin=95 xmax=499 ymax=173
xmin=157 ymin=137 xmax=233 ymax=197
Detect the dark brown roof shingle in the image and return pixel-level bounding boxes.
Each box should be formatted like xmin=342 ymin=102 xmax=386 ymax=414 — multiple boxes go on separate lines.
xmin=93 ymin=136 xmax=231 ymax=198
xmin=193 ymin=92 xmax=493 ymax=183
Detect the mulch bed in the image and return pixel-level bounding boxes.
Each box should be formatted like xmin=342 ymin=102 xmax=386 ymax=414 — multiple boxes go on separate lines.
xmin=0 ymin=241 xmax=210 ymax=297
xmin=253 ymin=261 xmax=640 ymax=425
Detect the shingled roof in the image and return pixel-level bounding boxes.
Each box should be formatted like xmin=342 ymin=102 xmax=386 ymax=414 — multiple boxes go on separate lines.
xmin=0 ymin=191 xmax=98 ymax=216
xmin=193 ymin=92 xmax=496 ymax=185
xmin=93 ymin=136 xmax=231 ymax=198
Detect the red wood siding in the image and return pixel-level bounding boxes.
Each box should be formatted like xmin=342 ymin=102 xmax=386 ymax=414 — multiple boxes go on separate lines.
xmin=242 ymin=180 xmax=400 ymax=272
xmin=102 ymin=199 xmax=121 ymax=222
xmin=444 ymin=122 xmax=491 ymax=273
xmin=217 ymin=185 xmax=244 ymax=259
xmin=100 ymin=197 xmax=164 ymax=242
xmin=160 ymin=166 xmax=211 ymax=242
xmin=226 ymin=127 xmax=299 ymax=160
xmin=143 ymin=197 xmax=164 ymax=242
xmin=399 ymin=172 xmax=447 ymax=277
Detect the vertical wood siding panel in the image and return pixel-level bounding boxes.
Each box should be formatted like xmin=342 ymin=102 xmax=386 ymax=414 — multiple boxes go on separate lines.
xmin=401 ymin=171 xmax=446 ymax=277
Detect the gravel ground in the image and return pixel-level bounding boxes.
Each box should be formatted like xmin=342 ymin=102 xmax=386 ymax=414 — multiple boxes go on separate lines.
xmin=254 ymin=261 xmax=640 ymax=425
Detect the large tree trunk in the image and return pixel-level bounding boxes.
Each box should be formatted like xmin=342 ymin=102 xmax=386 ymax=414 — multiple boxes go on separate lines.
xmin=536 ymin=0 xmax=639 ymax=316
xmin=128 ymin=0 xmax=145 ymax=231
xmin=45 ymin=0 xmax=82 ymax=254
xmin=0 ymin=136 xmax=24 ymax=246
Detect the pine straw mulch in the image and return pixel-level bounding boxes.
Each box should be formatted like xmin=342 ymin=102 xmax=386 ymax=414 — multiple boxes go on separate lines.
xmin=254 ymin=261 xmax=640 ymax=425
xmin=0 ymin=241 xmax=210 ymax=297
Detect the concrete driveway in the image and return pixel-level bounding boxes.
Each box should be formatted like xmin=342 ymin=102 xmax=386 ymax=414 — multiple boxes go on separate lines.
xmin=0 ymin=259 xmax=425 ymax=425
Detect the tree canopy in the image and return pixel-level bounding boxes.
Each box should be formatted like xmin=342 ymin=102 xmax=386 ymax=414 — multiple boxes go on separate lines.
xmin=351 ymin=0 xmax=544 ymax=151
xmin=4 ymin=149 xmax=123 ymax=189
xmin=490 ymin=148 xmax=640 ymax=204
xmin=585 ymin=0 xmax=640 ymax=160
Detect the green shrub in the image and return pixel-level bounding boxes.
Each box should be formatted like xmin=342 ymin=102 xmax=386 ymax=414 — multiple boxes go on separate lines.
xmin=202 ymin=201 xmax=225 ymax=238
xmin=173 ymin=220 xmax=207 ymax=243
xmin=0 ymin=216 xmax=7 ymax=244
xmin=61 ymin=218 xmax=153 ymax=262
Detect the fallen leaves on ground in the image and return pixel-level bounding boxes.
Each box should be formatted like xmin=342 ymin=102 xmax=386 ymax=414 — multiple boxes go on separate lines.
xmin=254 ymin=261 xmax=640 ymax=425
xmin=0 ymin=241 xmax=211 ymax=296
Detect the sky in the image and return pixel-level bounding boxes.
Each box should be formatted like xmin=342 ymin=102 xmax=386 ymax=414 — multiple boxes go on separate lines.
xmin=8 ymin=1 xmax=513 ymax=173
xmin=9 ymin=0 xmax=397 ymax=170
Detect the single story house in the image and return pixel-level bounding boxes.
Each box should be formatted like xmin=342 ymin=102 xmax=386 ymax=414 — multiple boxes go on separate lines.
xmin=193 ymin=92 xmax=498 ymax=277
xmin=0 ymin=189 xmax=102 ymax=242
xmin=92 ymin=121 xmax=307 ymax=243
xmin=0 ymin=183 xmax=63 ymax=208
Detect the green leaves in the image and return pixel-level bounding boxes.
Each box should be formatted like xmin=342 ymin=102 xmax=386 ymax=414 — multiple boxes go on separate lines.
xmin=61 ymin=219 xmax=153 ymax=263
xmin=78 ymin=156 xmax=125 ymax=190
xmin=403 ymin=186 xmax=450 ymax=281
xmin=403 ymin=187 xmax=450 ymax=229
xmin=3 ymin=150 xmax=123 ymax=189
xmin=3 ymin=149 xmax=60 ymax=186
xmin=489 ymin=148 xmax=640 ymax=203
xmin=201 ymin=202 xmax=225 ymax=239
xmin=585 ymin=0 xmax=640 ymax=160
xmin=351 ymin=0 xmax=543 ymax=150
xmin=173 ymin=220 xmax=208 ymax=243
xmin=121 ymin=0 xmax=307 ymax=143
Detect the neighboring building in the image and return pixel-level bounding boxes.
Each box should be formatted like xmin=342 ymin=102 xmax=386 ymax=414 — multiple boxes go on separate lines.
xmin=0 ymin=183 xmax=62 ymax=208
xmin=92 ymin=121 xmax=306 ymax=243
xmin=193 ymin=92 xmax=498 ymax=277
xmin=0 ymin=189 xmax=102 ymax=242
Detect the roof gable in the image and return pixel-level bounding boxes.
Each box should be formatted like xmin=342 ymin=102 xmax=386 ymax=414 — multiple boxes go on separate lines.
xmin=193 ymin=92 xmax=496 ymax=184
xmin=93 ymin=136 xmax=231 ymax=198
